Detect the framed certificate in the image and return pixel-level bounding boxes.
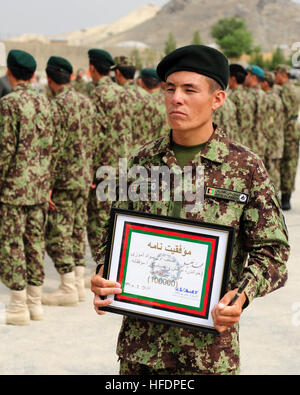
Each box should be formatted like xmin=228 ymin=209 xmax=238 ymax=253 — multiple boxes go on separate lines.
xmin=102 ymin=208 xmax=235 ymax=334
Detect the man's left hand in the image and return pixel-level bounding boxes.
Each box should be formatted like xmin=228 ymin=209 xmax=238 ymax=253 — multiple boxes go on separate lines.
xmin=212 ymin=289 xmax=246 ymax=333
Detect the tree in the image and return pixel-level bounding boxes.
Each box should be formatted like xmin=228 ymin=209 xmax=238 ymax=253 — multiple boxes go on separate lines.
xmin=164 ymin=32 xmax=177 ymax=55
xmin=191 ymin=30 xmax=202 ymax=45
xmin=249 ymin=46 xmax=265 ymax=69
xmin=270 ymin=47 xmax=288 ymax=69
xmin=211 ymin=17 xmax=253 ymax=59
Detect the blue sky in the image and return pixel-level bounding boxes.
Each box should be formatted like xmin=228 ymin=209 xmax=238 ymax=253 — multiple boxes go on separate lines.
xmin=0 ymin=0 xmax=170 ymax=38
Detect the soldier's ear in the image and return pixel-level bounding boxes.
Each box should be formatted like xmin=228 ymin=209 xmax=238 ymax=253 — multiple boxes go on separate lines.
xmin=212 ymin=90 xmax=226 ymax=112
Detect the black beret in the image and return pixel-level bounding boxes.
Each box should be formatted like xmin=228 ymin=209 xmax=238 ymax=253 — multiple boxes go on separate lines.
xmin=229 ymin=63 xmax=247 ymax=76
xmin=47 ymin=56 xmax=73 ymax=74
xmin=88 ymin=49 xmax=114 ymax=66
xmin=156 ymin=45 xmax=229 ymax=90
xmin=7 ymin=49 xmax=36 ymax=73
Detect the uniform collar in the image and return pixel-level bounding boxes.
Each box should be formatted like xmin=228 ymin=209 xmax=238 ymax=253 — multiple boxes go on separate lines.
xmin=13 ymin=83 xmax=32 ymax=92
xmin=55 ymin=84 xmax=72 ymax=96
xmin=157 ymin=125 xmax=229 ymax=166
xmin=96 ymin=75 xmax=112 ymax=87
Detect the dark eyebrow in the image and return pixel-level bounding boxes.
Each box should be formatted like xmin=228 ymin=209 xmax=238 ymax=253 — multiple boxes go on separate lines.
xmin=165 ymin=81 xmax=199 ymax=89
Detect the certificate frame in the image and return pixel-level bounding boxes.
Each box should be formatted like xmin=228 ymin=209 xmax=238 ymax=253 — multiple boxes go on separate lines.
xmin=102 ymin=208 xmax=235 ymax=334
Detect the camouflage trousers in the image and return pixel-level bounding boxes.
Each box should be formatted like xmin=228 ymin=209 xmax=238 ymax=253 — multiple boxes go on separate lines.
xmin=0 ymin=203 xmax=47 ymax=291
xmin=87 ymin=189 xmax=110 ymax=262
xmin=119 ymin=359 xmax=238 ymax=375
xmin=45 ymin=189 xmax=89 ymax=274
xmin=265 ymin=158 xmax=281 ymax=192
xmin=280 ymin=139 xmax=300 ymax=193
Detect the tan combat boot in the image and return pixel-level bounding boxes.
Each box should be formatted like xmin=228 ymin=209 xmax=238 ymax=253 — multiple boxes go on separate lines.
xmin=5 ymin=289 xmax=30 ymax=325
xmin=27 ymin=285 xmax=44 ymax=321
xmin=42 ymin=271 xmax=79 ymax=306
xmin=75 ymin=266 xmax=86 ymax=302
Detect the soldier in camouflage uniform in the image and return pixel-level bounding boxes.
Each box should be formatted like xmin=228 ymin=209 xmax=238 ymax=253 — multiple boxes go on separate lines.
xmin=260 ymin=71 xmax=285 ymax=192
xmin=137 ymin=67 xmax=168 ymax=134
xmin=244 ymin=65 xmax=269 ymax=164
xmin=86 ymin=49 xmax=133 ymax=263
xmin=42 ymin=56 xmax=95 ymax=306
xmin=71 ymin=68 xmax=88 ymax=96
xmin=274 ymin=64 xmax=300 ymax=210
xmin=228 ymin=64 xmax=255 ymax=146
xmin=213 ymin=95 xmax=238 ymax=140
xmin=91 ymin=45 xmax=289 ymax=375
xmin=112 ymin=56 xmax=169 ymax=155
xmin=0 ymin=50 xmax=54 ymax=325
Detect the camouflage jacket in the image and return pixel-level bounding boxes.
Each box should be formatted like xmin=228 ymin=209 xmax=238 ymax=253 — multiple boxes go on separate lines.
xmin=50 ymin=84 xmax=95 ymax=191
xmin=213 ymin=96 xmax=238 ymax=140
xmin=97 ymin=126 xmax=289 ymax=373
xmin=0 ymin=83 xmax=54 ymax=205
xmin=245 ymin=85 xmax=269 ymax=159
xmin=71 ymin=79 xmax=89 ymax=96
xmin=229 ymin=85 xmax=255 ymax=147
xmin=265 ymin=89 xmax=285 ymax=159
xmin=276 ymin=81 xmax=300 ymax=142
xmin=90 ymin=76 xmax=132 ymax=170
xmin=123 ymin=80 xmax=170 ymax=155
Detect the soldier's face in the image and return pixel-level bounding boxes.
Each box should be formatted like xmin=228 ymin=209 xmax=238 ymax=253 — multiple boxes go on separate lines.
xmin=165 ymin=71 xmax=220 ymax=134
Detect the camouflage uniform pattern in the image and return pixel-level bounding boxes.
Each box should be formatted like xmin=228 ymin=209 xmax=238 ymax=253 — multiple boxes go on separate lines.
xmin=46 ymin=85 xmax=95 ymax=273
xmin=243 ymin=85 xmax=269 ymax=162
xmin=213 ymin=96 xmax=238 ymax=140
xmin=123 ymin=80 xmax=169 ymax=155
xmin=71 ymin=78 xmax=89 ymax=96
xmin=229 ymin=85 xmax=255 ymax=147
xmin=151 ymin=89 xmax=169 ymax=138
xmin=87 ymin=76 xmax=133 ymax=261
xmin=0 ymin=83 xmax=54 ymax=289
xmin=97 ymin=127 xmax=289 ymax=374
xmin=264 ymin=89 xmax=285 ymax=191
xmin=277 ymin=81 xmax=300 ymax=193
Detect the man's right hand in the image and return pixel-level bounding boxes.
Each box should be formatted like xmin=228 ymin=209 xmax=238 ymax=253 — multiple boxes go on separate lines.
xmin=91 ymin=267 xmax=122 ymax=315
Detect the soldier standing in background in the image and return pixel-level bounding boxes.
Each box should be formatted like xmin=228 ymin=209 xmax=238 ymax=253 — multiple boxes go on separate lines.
xmin=274 ymin=64 xmax=300 ymax=210
xmin=137 ymin=67 xmax=169 ymax=133
xmin=86 ymin=49 xmax=132 ymax=262
xmin=228 ymin=64 xmax=254 ymax=147
xmin=112 ymin=56 xmax=169 ymax=154
xmin=244 ymin=65 xmax=269 ymax=164
xmin=71 ymin=68 xmax=88 ymax=96
xmin=0 ymin=50 xmax=54 ymax=325
xmin=213 ymin=94 xmax=238 ymax=140
xmin=42 ymin=56 xmax=95 ymax=306
xmin=260 ymin=71 xmax=285 ymax=192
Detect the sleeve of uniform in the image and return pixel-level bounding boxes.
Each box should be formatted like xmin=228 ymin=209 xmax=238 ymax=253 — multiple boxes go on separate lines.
xmin=0 ymin=100 xmax=17 ymax=188
xmin=239 ymin=159 xmax=290 ymax=305
xmin=49 ymin=100 xmax=67 ymax=189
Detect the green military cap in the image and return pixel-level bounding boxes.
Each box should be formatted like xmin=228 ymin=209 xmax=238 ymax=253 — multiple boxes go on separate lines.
xmin=156 ymin=44 xmax=229 ymax=90
xmin=7 ymin=49 xmax=37 ymax=73
xmin=47 ymin=56 xmax=73 ymax=74
xmin=264 ymin=71 xmax=275 ymax=85
xmin=274 ymin=64 xmax=291 ymax=74
xmin=139 ymin=68 xmax=161 ymax=81
xmin=111 ymin=56 xmax=134 ymax=70
xmin=88 ymin=49 xmax=114 ymax=66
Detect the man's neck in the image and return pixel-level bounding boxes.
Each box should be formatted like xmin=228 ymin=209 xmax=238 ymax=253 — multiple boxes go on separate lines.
xmin=172 ymin=123 xmax=214 ymax=146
